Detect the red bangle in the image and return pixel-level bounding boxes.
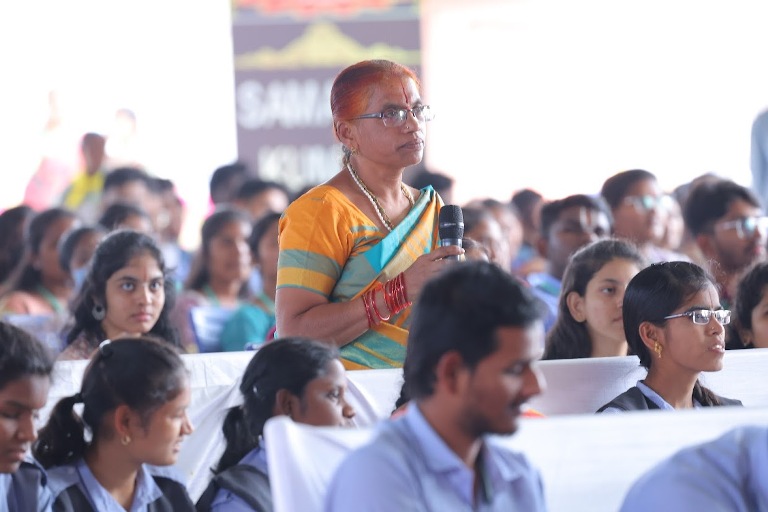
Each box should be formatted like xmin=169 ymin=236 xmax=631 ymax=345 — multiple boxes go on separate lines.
xmin=362 ymin=292 xmax=376 ymax=328
xmin=370 ymin=283 xmax=391 ymax=322
xmin=398 ymin=273 xmax=411 ymax=307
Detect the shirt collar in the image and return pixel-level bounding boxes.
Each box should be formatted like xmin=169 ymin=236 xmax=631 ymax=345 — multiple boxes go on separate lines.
xmin=76 ymin=459 xmax=162 ymax=511
xmin=405 ymin=404 xmax=527 ymax=484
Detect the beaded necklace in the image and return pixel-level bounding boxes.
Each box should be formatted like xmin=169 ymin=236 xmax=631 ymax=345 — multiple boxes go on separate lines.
xmin=346 ymin=162 xmax=414 ymax=232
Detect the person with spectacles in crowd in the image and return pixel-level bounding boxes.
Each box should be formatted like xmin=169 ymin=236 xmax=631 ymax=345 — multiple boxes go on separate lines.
xmin=682 ymin=178 xmax=767 ymax=310
xmin=276 ymin=59 xmax=461 ymax=370
xmin=601 ymin=169 xmax=689 ymax=264
xmin=597 ymin=261 xmax=742 ymax=412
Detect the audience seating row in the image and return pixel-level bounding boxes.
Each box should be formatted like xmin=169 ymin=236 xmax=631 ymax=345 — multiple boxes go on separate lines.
xmin=45 ymin=348 xmax=768 ymax=503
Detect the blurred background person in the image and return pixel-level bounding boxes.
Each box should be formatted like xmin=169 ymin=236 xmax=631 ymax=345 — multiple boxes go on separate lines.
xmin=526 ymin=194 xmax=612 ymax=332
xmin=0 ymin=206 xmax=34 ymax=286
xmin=219 ymin=212 xmax=280 ymax=351
xmin=57 ymin=225 xmax=107 ymax=297
xmin=97 ymin=202 xmax=153 ymax=234
xmin=232 ymin=178 xmax=291 ymax=222
xmin=728 ymin=261 xmax=768 ymax=349
xmin=683 ymin=178 xmax=767 ymax=309
xmin=61 ymin=133 xmax=107 ymax=223
xmin=172 ymin=208 xmax=252 ymax=352
xmin=0 ymin=208 xmax=78 ymax=316
xmin=510 ymin=188 xmax=545 ymax=277
xmin=601 ymin=169 xmax=687 ymax=263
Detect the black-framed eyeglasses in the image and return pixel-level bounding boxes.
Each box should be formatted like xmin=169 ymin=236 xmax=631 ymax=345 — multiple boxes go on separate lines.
xmin=663 ymin=309 xmax=731 ymax=325
xmin=352 ymin=105 xmax=434 ymax=127
xmin=715 ymin=216 xmax=768 ymax=239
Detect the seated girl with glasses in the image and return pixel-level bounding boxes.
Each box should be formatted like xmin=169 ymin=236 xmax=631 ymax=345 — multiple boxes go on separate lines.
xmin=276 ymin=60 xmax=461 ymax=370
xmin=597 ymin=261 xmax=742 ymax=412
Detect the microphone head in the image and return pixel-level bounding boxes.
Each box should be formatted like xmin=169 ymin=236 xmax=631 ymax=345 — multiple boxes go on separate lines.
xmin=439 ymin=205 xmax=464 ymax=239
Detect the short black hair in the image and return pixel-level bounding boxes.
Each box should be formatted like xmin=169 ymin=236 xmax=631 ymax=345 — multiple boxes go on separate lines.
xmin=539 ymin=194 xmax=612 ymax=240
xmin=404 ymin=261 xmax=542 ymax=399
xmin=409 ymin=169 xmax=454 ymax=192
xmin=103 ymin=167 xmax=150 ymax=193
xmin=97 ymin=203 xmax=150 ymax=231
xmin=0 ymin=322 xmax=53 ymax=391
xmin=210 ymin=162 xmax=249 ymax=201
xmin=683 ymin=179 xmax=761 ymax=237
xmin=235 ymin=179 xmax=290 ymax=202
xmin=600 ymin=169 xmax=657 ymax=209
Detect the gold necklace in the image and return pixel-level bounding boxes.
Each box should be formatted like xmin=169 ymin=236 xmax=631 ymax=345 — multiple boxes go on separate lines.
xmin=346 ymin=162 xmax=414 ymax=232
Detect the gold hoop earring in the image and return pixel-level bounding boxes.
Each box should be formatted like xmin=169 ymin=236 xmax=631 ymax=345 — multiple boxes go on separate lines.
xmin=653 ymin=341 xmax=663 ymax=359
xmin=121 ymin=435 xmax=131 ymax=446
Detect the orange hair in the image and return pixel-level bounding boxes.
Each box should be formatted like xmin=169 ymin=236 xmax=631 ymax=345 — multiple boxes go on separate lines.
xmin=330 ymin=59 xmax=421 ymax=142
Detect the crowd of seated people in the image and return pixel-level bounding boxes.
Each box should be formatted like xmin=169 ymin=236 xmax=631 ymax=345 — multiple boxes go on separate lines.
xmin=4 ymin=56 xmax=768 ymax=512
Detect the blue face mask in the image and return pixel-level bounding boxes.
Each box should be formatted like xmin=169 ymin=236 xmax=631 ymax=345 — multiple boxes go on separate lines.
xmin=72 ymin=266 xmax=88 ymax=292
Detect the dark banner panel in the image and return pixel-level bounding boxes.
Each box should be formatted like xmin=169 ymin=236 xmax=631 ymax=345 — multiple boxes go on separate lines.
xmin=232 ymin=1 xmax=421 ymax=192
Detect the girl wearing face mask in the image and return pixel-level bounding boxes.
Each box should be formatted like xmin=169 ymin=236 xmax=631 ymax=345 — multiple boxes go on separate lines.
xmin=34 ymin=338 xmax=195 ymax=511
xmin=59 ymin=230 xmax=179 ymax=360
xmin=544 ymin=239 xmax=646 ymax=359
xmin=0 ymin=322 xmax=54 ymax=512
xmin=196 ymin=337 xmax=356 ymax=512
xmin=597 ymin=261 xmax=742 ymax=412
xmin=57 ymin=225 xmax=107 ymax=296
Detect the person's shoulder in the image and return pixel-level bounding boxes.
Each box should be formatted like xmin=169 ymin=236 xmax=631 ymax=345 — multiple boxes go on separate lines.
xmin=45 ymin=462 xmax=80 ymax=498
xmin=484 ymin=438 xmax=541 ymax=477
xmin=8 ymin=461 xmax=54 ymax=512
xmin=333 ymin=418 xmax=414 ymax=476
xmin=621 ymin=426 xmax=768 ymax=512
xmin=0 ymin=290 xmax=38 ymax=314
xmin=145 ymin=464 xmax=187 ymax=486
xmin=596 ymin=386 xmax=646 ymax=412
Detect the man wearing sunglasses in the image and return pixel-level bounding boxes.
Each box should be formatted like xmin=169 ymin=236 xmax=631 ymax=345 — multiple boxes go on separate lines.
xmin=683 ymin=179 xmax=767 ymax=308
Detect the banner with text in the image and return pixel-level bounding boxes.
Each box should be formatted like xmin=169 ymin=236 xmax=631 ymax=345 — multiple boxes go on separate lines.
xmin=232 ymin=1 xmax=421 ymax=192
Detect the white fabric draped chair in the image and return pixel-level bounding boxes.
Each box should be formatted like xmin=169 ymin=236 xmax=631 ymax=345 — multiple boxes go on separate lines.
xmin=43 ymin=348 xmax=768 ymax=501
xmin=264 ymin=407 xmax=768 ymax=512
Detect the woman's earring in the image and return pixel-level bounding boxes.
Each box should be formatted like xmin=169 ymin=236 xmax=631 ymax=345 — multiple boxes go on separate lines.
xmin=92 ymin=304 xmax=105 ymax=321
xmin=121 ymin=435 xmax=131 ymax=446
xmin=653 ymin=341 xmax=663 ymax=359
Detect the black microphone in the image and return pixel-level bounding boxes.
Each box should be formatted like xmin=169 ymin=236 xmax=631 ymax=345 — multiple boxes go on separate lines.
xmin=438 ymin=205 xmax=464 ymax=261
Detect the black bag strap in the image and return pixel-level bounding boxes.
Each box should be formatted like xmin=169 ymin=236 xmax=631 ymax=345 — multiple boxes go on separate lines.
xmin=195 ymin=464 xmax=271 ymax=512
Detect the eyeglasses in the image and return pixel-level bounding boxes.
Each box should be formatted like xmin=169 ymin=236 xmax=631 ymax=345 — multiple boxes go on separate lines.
xmin=352 ymin=105 xmax=434 ymax=127
xmin=622 ymin=194 xmax=671 ymax=212
xmin=663 ymin=309 xmax=731 ymax=325
xmin=715 ymin=216 xmax=768 ymax=239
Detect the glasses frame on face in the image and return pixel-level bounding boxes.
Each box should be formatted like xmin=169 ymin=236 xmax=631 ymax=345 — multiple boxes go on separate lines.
xmin=622 ymin=194 xmax=670 ymax=213
xmin=714 ymin=216 xmax=768 ymax=240
xmin=352 ymin=105 xmax=434 ymax=127
xmin=663 ymin=309 xmax=731 ymax=325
